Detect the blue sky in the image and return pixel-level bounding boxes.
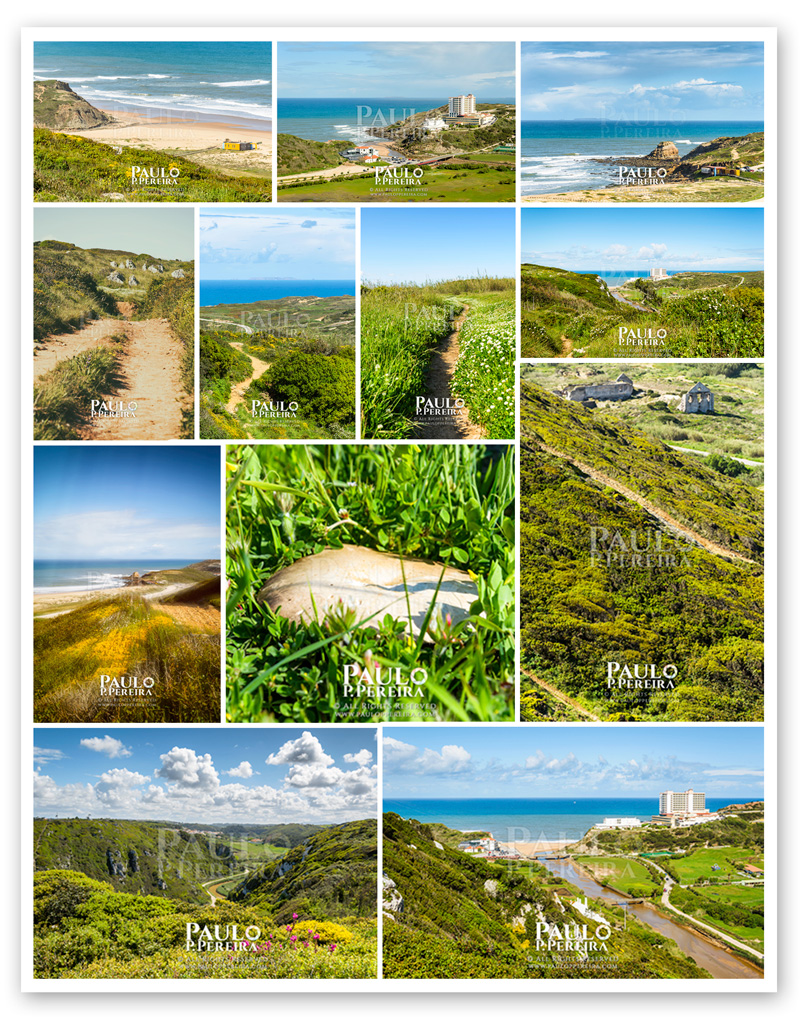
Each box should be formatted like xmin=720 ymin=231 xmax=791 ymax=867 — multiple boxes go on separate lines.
xmin=521 ymin=41 xmax=764 ymax=120
xmin=200 ymin=207 xmax=355 ymax=281
xmin=33 ymin=728 xmax=377 ymax=824
xmin=278 ymin=41 xmax=515 ymax=99
xmin=34 ymin=208 xmax=194 ymax=261
xmin=362 ymin=208 xmax=515 ymax=284
xmin=383 ymin=726 xmax=764 ymax=799
xmin=34 ymin=447 xmax=220 ymax=562
xmin=521 ymin=208 xmax=764 ymax=271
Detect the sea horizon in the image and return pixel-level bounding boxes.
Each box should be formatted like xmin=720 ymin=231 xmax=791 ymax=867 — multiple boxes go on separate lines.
xmin=384 ymin=796 xmax=758 ymax=842
xmin=34 ymin=40 xmax=273 ymax=125
xmin=34 ymin=558 xmax=213 ymax=594
xmin=200 ymin=278 xmax=355 ymax=306
xmin=523 ymin=268 xmax=759 ymax=287
xmin=520 ymin=118 xmax=764 ymax=195
xmin=279 ymin=96 xmax=514 ymax=143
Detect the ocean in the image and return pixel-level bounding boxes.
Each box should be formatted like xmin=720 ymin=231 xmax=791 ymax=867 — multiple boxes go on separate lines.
xmin=34 ymin=559 xmax=191 ymax=594
xmin=384 ymin=797 xmax=752 ymax=843
xmin=33 ymin=40 xmax=272 ymax=125
xmin=200 ymin=279 xmax=354 ymax=306
xmin=521 ymin=119 xmax=764 ymax=195
xmin=279 ymin=97 xmax=513 ymax=143
xmin=524 ymin=270 xmax=753 ymax=287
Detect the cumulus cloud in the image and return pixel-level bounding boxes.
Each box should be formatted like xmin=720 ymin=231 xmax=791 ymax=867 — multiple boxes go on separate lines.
xmin=636 ymin=243 xmax=669 ymax=261
xmin=382 ymin=736 xmax=471 ymax=775
xmin=344 ymin=749 xmax=374 ymax=767
xmin=225 ymin=761 xmax=255 ymax=779
xmin=80 ymin=736 xmax=132 ymax=759
xmin=266 ymin=731 xmax=334 ymax=768
xmin=155 ymin=747 xmax=220 ymax=791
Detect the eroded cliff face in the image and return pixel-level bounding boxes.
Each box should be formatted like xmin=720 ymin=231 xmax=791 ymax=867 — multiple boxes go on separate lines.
xmin=34 ymin=80 xmax=114 ymax=130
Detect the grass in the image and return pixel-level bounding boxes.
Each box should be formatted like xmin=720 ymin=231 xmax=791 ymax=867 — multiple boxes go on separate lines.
xmin=277 ymin=162 xmax=515 ymax=202
xmin=670 ymin=847 xmax=763 ymax=884
xmin=33 ymin=338 xmax=127 ymax=439
xmin=574 ymin=856 xmax=659 ymax=896
xmin=34 ymin=591 xmax=220 ymax=722
xmin=226 ymin=443 xmax=515 ymax=723
xmin=360 ymin=277 xmax=514 ymax=439
xmin=521 ymin=264 xmax=764 ymax=359
xmin=34 ymin=128 xmax=272 ymax=202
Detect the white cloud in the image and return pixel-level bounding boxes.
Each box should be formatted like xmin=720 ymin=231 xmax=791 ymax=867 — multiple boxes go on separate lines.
xmin=80 ymin=736 xmax=132 ymax=759
xmin=636 ymin=243 xmax=669 ymax=261
xmin=344 ymin=749 xmax=374 ymax=767
xmin=266 ymin=731 xmax=334 ymax=768
xmin=33 ymin=746 xmax=67 ymax=766
xmin=155 ymin=747 xmax=220 ymax=791
xmin=225 ymin=761 xmax=255 ymax=779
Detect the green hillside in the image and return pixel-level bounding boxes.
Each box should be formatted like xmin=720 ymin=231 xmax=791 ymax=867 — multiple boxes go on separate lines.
xmin=521 ymin=262 xmax=764 ymax=358
xmin=382 ymin=813 xmax=709 ymax=979
xmin=34 ymin=127 xmax=271 ymax=202
xmin=519 ymin=383 xmax=763 ymax=723
xmin=34 ymin=79 xmax=112 ymax=130
xmin=277 ymin=134 xmax=352 ymax=176
xmin=234 ymin=819 xmax=377 ymax=922
xmin=34 ymin=818 xmax=232 ymax=903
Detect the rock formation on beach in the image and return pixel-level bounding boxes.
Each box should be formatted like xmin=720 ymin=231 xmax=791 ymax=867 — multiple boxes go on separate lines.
xmin=646 ymin=141 xmax=680 ymax=161
xmin=33 ymin=79 xmax=114 ymax=130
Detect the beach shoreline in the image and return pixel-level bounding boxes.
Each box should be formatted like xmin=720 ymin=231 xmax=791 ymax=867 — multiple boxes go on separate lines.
xmin=34 ymin=581 xmax=185 ymax=617
xmin=49 ymin=107 xmax=273 ymax=162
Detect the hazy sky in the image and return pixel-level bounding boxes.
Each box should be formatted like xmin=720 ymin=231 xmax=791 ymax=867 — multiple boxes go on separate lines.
xmin=34 ymin=447 xmax=220 ymax=562
xmin=521 ymin=207 xmax=764 ymax=271
xmin=362 ymin=208 xmax=515 ymax=284
xmin=278 ymin=41 xmax=515 ymax=99
xmin=200 ymin=207 xmax=355 ymax=281
xmin=521 ymin=41 xmax=764 ymax=120
xmin=34 ymin=207 xmax=194 ymax=261
xmin=34 ymin=728 xmax=377 ymax=824
xmin=383 ymin=726 xmax=764 ymax=799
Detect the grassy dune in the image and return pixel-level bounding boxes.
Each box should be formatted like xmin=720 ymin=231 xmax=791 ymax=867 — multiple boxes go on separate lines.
xmin=34 ymin=591 xmax=220 ymax=723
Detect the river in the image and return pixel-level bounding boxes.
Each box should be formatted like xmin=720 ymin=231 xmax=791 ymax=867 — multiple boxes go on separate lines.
xmin=538 ymin=857 xmax=763 ymax=980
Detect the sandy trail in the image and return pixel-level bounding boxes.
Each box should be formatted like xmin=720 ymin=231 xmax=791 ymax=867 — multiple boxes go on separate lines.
xmin=86 ymin=317 xmax=187 ymax=440
xmin=528 ymin=439 xmax=756 ymax=564
xmin=33 ymin=318 xmax=125 ymax=380
xmin=522 ymin=668 xmax=601 ymax=721
xmin=413 ymin=307 xmax=485 ymax=440
xmin=226 ymin=342 xmax=272 ymax=416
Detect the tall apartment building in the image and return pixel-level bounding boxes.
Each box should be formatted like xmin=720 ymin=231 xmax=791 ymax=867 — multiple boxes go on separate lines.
xmin=448 ymin=94 xmax=477 ymax=117
xmin=659 ymin=789 xmax=707 ymax=814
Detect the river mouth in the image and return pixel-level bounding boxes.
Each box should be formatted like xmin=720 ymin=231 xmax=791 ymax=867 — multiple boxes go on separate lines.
xmin=537 ymin=856 xmax=763 ymax=981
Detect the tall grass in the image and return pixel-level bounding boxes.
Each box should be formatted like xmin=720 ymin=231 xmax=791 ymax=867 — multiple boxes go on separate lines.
xmin=226 ymin=443 xmax=515 ymax=723
xmin=33 ymin=340 xmax=126 ymax=439
xmin=34 ymin=594 xmax=220 ymax=722
xmin=360 ymin=283 xmax=460 ymax=439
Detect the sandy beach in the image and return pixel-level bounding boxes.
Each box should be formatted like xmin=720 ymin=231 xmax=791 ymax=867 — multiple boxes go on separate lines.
xmin=53 ymin=109 xmax=272 ymax=172
xmin=34 ymin=582 xmax=186 ymax=618
xmin=502 ymin=840 xmax=574 ymax=857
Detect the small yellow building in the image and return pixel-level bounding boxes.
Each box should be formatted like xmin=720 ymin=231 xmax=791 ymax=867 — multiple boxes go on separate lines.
xmin=223 ymin=140 xmax=259 ymax=151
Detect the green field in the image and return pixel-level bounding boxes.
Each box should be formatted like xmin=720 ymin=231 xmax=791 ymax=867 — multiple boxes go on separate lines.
xmin=670 ymin=846 xmax=763 ymax=884
xmin=574 ymin=856 xmax=660 ymax=897
xmin=34 ymin=128 xmax=271 ymax=202
xmin=278 ymin=161 xmax=515 ymax=202
xmin=521 ymin=263 xmax=764 ymax=359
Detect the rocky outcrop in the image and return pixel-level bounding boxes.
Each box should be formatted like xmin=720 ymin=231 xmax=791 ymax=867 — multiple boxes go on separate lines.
xmin=125 ymin=259 xmax=134 ymax=269
xmin=647 ymin=141 xmax=680 ymax=161
xmin=106 ymin=848 xmax=126 ymax=877
xmin=128 ymin=275 xmax=139 ymax=286
xmin=128 ymin=849 xmax=139 ymax=874
xmin=484 ymin=879 xmax=499 ymax=896
xmin=382 ymin=874 xmax=404 ymax=918
xmin=147 ymin=264 xmax=165 ymax=273
xmin=171 ymin=268 xmax=186 ymax=279
xmin=107 ymin=271 xmax=125 ymax=284
xmin=33 ymin=79 xmax=113 ymax=130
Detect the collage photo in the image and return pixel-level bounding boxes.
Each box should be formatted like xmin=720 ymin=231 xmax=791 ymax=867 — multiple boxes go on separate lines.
xmin=23 ymin=28 xmax=776 ymax=992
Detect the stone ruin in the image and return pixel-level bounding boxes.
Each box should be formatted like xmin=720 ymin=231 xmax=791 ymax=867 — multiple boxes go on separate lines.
xmin=559 ymin=373 xmax=634 ymax=403
xmin=678 ymin=382 xmax=714 ymax=414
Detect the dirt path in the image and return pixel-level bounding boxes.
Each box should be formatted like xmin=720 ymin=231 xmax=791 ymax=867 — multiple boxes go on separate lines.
xmin=522 ymin=669 xmax=601 ymax=721
xmin=226 ymin=342 xmax=272 ymax=416
xmin=199 ymin=317 xmax=253 ymax=335
xmin=560 ymin=334 xmax=574 ymax=357
xmin=33 ymin=318 xmax=125 ymax=380
xmin=413 ymin=307 xmax=485 ymax=440
xmin=530 ymin=439 xmax=755 ymax=564
xmin=86 ymin=317 xmax=188 ymax=440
